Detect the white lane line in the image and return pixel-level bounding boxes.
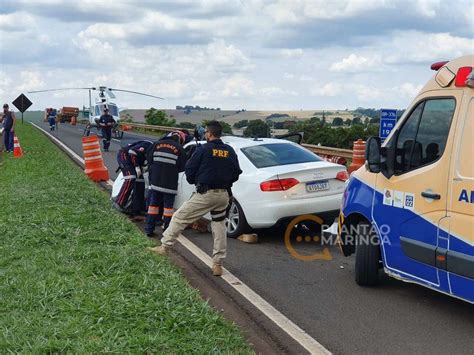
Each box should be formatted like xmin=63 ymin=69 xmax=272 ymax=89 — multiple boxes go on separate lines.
xmin=32 ymin=122 xmax=85 ymax=165
xmin=177 ymin=235 xmax=331 ymax=355
xmin=32 ymin=123 xmax=114 ymax=188
xmin=32 ymin=121 xmax=330 ymax=354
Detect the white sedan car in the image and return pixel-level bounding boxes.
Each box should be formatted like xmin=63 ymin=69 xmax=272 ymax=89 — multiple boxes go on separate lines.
xmin=174 ymin=135 xmax=348 ymax=238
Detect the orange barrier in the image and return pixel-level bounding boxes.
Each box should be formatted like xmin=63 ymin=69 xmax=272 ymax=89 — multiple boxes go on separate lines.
xmin=13 ymin=135 xmax=23 ymax=158
xmin=348 ymin=139 xmax=366 ymax=173
xmin=81 ymin=135 xmax=109 ymax=182
xmin=318 ymin=154 xmax=347 ymax=166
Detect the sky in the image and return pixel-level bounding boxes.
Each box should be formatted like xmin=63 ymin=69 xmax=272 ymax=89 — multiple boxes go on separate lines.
xmin=0 ymin=0 xmax=473 ymax=111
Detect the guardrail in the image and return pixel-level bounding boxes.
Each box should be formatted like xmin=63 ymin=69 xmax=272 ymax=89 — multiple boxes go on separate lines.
xmin=120 ymin=122 xmax=355 ymax=159
xmin=301 ymin=144 xmax=353 ymax=160
xmin=120 ymin=122 xmax=179 ymax=133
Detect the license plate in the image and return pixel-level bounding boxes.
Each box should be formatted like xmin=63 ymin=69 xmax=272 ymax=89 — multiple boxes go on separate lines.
xmin=306 ymin=180 xmax=329 ymax=193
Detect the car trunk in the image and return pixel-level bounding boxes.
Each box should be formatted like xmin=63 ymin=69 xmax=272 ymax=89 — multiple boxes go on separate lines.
xmin=260 ymin=161 xmax=346 ymax=200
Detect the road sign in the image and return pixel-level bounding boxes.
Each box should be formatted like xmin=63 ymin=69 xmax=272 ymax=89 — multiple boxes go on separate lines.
xmin=379 ymin=109 xmax=397 ymax=141
xmin=12 ymin=93 xmax=33 ymax=113
xmin=12 ymin=93 xmax=33 ymax=124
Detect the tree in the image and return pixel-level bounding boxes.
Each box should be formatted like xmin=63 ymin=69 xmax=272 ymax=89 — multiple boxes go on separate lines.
xmin=178 ymin=121 xmax=195 ymax=129
xmin=352 ymin=116 xmax=362 ymax=125
xmin=344 ymin=118 xmax=352 ymax=126
xmin=243 ymin=119 xmax=270 ymax=138
xmin=369 ymin=117 xmax=380 ymax=124
xmin=202 ymin=120 xmax=233 ymax=135
xmin=145 ymin=108 xmax=176 ymax=126
xmin=332 ymin=117 xmax=344 ymax=126
xmin=233 ymin=119 xmax=249 ymax=128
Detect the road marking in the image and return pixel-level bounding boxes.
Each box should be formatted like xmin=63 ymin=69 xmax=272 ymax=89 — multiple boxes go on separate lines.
xmin=177 ymin=235 xmax=331 ymax=355
xmin=32 ymin=121 xmax=330 ymax=354
xmin=32 ymin=122 xmax=114 ymax=187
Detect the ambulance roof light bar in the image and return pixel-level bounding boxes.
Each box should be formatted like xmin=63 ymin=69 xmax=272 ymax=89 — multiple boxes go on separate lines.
xmin=431 ymin=61 xmax=449 ymax=71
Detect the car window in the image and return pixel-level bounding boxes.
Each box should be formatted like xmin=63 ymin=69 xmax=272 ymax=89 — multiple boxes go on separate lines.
xmin=394 ymin=98 xmax=455 ymax=174
xmin=241 ymin=143 xmax=322 ymax=168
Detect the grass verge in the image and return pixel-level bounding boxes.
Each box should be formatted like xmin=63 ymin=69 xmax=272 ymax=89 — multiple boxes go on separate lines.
xmin=0 ymin=123 xmax=252 ymax=353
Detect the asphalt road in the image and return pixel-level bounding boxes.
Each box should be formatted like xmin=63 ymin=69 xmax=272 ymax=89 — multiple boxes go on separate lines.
xmin=33 ymin=119 xmax=474 ymax=354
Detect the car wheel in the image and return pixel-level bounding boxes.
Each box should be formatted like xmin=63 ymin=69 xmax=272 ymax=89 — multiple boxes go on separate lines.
xmin=226 ymin=199 xmax=250 ymax=238
xmin=355 ymin=222 xmax=381 ymax=286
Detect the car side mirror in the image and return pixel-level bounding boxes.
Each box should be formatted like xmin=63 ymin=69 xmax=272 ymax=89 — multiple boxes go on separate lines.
xmin=365 ymin=136 xmax=382 ymax=173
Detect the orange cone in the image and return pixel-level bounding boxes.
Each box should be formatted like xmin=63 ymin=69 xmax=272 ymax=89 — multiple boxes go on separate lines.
xmin=13 ymin=135 xmax=23 ymax=158
xmin=82 ymin=135 xmax=109 ymax=182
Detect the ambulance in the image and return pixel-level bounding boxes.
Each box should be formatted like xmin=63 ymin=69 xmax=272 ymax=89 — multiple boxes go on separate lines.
xmin=338 ymin=55 xmax=474 ymax=303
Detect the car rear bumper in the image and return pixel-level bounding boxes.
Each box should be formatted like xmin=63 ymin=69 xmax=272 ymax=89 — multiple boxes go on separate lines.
xmin=243 ymin=193 xmax=343 ymax=229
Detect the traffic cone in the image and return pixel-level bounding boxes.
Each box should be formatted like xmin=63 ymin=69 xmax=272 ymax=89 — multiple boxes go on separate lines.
xmin=13 ymin=135 xmax=23 ymax=158
xmin=82 ymin=135 xmax=109 ymax=182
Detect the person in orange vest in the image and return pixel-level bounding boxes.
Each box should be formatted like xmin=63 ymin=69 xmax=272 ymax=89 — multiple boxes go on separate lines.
xmin=2 ymin=104 xmax=16 ymax=153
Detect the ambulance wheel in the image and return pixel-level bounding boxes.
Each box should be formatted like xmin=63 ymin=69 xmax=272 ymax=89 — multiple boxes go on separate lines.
xmin=355 ymin=222 xmax=380 ymax=286
xmin=226 ymin=199 xmax=250 ymax=239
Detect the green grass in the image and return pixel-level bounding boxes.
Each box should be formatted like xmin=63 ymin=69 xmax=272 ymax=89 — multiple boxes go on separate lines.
xmin=0 ymin=123 xmax=253 ymax=353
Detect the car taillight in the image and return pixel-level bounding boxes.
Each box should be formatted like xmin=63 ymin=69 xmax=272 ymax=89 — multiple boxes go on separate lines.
xmin=455 ymin=67 xmax=473 ymax=87
xmin=260 ymin=178 xmax=299 ymax=191
xmin=336 ymin=171 xmax=349 ymax=182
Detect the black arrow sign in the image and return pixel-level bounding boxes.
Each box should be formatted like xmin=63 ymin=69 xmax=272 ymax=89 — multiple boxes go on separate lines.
xmin=12 ymin=93 xmax=33 ymax=124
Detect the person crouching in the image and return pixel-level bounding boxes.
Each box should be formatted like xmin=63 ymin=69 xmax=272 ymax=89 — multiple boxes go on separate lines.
xmin=114 ymin=140 xmax=154 ymax=215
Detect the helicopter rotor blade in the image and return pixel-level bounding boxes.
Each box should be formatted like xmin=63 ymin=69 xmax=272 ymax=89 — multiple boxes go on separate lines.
xmin=108 ymin=88 xmax=164 ymax=100
xmin=28 ymin=87 xmax=93 ymax=94
xmin=105 ymin=89 xmax=116 ymax=99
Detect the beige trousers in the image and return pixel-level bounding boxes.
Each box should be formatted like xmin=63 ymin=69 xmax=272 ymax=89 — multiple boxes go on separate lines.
xmin=161 ymin=190 xmax=229 ymax=262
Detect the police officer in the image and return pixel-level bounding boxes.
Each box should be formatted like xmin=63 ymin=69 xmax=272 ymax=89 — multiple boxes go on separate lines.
xmin=150 ymin=121 xmax=242 ymax=276
xmin=98 ymin=107 xmax=115 ymax=152
xmin=114 ymin=140 xmax=153 ymax=215
xmin=145 ymin=131 xmax=187 ymax=236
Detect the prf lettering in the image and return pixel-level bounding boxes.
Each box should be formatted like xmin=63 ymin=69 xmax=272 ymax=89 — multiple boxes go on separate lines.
xmin=212 ymin=149 xmax=229 ymax=158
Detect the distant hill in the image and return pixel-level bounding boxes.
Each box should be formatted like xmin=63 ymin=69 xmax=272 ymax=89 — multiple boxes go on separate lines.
xmin=120 ymin=109 xmax=356 ymax=126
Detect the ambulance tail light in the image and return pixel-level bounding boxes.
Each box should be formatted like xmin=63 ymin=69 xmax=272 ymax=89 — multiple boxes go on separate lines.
xmin=260 ymin=178 xmax=299 ymax=191
xmin=455 ymin=67 xmax=473 ymax=87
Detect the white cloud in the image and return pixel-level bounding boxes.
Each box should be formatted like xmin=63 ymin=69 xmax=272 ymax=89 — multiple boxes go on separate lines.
xmin=279 ymin=48 xmax=304 ymax=58
xmin=206 ymin=40 xmax=252 ymax=71
xmin=384 ymin=31 xmax=474 ymax=64
xmin=220 ymin=75 xmax=255 ymax=98
xmin=330 ymin=54 xmax=383 ymax=72
xmin=261 ymin=86 xmax=298 ymax=97
xmin=0 ymin=12 xmax=36 ymax=31
xmin=17 ymin=71 xmax=45 ymax=92
xmin=312 ymin=81 xmax=424 ymax=103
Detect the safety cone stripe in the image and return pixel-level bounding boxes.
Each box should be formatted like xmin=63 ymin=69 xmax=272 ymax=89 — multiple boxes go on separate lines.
xmin=84 ymin=155 xmax=103 ymax=161
xmin=82 ymin=141 xmax=99 ymax=147
xmin=83 ymin=148 xmax=101 ymax=154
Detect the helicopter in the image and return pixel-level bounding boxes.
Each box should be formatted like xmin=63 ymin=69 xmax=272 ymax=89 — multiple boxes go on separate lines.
xmin=28 ymin=86 xmax=163 ymax=138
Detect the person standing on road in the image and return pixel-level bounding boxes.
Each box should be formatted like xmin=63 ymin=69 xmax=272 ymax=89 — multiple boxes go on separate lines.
xmin=2 ymin=104 xmax=16 ymax=153
xmin=48 ymin=108 xmax=57 ymax=131
xmin=98 ymin=107 xmax=115 ymax=152
xmin=145 ymin=131 xmax=187 ymax=236
xmin=150 ymin=121 xmax=242 ymax=277
xmin=114 ymin=140 xmax=154 ymax=215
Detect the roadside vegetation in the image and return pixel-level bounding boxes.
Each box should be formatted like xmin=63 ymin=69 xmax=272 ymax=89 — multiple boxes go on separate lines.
xmin=0 ymin=123 xmax=252 ymax=353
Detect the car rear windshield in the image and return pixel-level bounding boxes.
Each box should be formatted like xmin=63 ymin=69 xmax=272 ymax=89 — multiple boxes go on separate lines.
xmin=241 ymin=143 xmax=322 ymax=168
